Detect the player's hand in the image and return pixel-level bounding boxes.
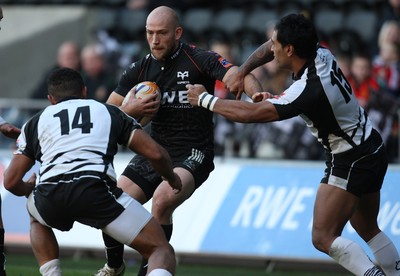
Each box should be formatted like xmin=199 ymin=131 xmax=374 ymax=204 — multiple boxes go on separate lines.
xmin=186 ymin=84 xmax=207 ymax=107
xmin=121 ymin=87 xmax=160 ymax=118
xmin=165 ymin=172 xmax=182 ymax=194
xmin=252 ymin=92 xmax=274 ymax=103
xmin=24 ymin=173 xmax=36 ymax=198
xmin=224 ymin=67 xmax=246 ymax=100
xmin=0 ymin=123 xmax=21 ymax=139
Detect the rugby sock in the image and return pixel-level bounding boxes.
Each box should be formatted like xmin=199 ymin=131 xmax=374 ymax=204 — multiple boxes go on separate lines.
xmin=367 ymin=231 xmax=400 ymax=275
xmin=329 ymin=237 xmax=383 ymax=275
xmin=138 ymin=224 xmax=173 ymax=276
xmin=147 ymin=268 xmax=172 ymax=276
xmin=39 ymin=259 xmax=62 ymax=276
xmin=102 ymin=232 xmax=124 ymax=268
xmin=0 ymin=228 xmax=5 ymax=275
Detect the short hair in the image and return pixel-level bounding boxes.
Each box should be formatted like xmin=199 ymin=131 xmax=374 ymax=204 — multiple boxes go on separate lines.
xmin=275 ymin=13 xmax=318 ymax=59
xmin=47 ymin=68 xmax=85 ymax=102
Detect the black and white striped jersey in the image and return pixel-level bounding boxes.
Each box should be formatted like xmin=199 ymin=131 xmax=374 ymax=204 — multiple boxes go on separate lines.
xmin=16 ymin=98 xmax=141 ymax=182
xmin=268 ymin=47 xmax=372 ymax=154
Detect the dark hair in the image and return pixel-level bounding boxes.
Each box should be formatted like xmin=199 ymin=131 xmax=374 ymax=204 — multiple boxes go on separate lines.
xmin=47 ymin=67 xmax=85 ymax=102
xmin=275 ymin=13 xmax=318 ymax=59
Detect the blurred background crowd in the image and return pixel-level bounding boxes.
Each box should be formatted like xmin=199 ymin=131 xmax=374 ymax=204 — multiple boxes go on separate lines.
xmin=1 ymin=0 xmax=400 ymax=162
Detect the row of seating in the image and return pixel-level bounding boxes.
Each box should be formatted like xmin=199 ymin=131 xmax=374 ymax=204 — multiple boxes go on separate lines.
xmin=91 ymin=4 xmax=380 ymax=49
xmin=1 ymin=0 xmax=387 ymax=9
xmin=2 ymin=1 xmax=385 ymax=55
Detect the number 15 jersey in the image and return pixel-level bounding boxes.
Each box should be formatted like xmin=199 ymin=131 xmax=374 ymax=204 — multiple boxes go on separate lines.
xmin=268 ymin=47 xmax=372 ymax=154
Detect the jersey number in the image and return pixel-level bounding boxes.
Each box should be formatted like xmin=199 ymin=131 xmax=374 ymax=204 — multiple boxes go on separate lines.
xmin=330 ymin=60 xmax=352 ymax=103
xmin=54 ymin=106 xmax=93 ymax=135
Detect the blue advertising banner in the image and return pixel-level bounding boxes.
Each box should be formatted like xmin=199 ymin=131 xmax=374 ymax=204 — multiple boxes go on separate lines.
xmin=200 ymin=163 xmax=400 ymax=260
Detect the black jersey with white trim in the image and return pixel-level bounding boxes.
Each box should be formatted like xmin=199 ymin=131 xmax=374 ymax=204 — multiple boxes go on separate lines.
xmin=115 ymin=42 xmax=233 ymax=154
xmin=268 ymin=47 xmax=372 ymax=154
xmin=16 ymin=99 xmax=141 ymax=182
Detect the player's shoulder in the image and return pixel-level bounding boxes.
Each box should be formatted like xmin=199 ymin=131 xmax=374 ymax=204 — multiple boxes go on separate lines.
xmin=182 ymin=42 xmax=212 ymax=57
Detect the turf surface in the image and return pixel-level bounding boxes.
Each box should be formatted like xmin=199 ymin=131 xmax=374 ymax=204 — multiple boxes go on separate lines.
xmin=6 ymin=252 xmax=352 ymax=276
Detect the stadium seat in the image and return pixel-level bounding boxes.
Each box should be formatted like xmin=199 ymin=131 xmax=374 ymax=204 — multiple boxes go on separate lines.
xmin=344 ymin=9 xmax=378 ymax=44
xmin=182 ymin=8 xmax=214 ymax=43
xmin=214 ymin=8 xmax=245 ymax=38
xmin=313 ymin=8 xmax=344 ymax=41
xmin=115 ymin=9 xmax=148 ymax=42
xmin=244 ymin=8 xmax=278 ymax=37
xmin=91 ymin=8 xmax=118 ymax=33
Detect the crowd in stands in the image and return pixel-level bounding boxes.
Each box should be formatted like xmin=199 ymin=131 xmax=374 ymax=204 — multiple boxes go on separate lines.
xmin=1 ymin=0 xmax=399 ymax=162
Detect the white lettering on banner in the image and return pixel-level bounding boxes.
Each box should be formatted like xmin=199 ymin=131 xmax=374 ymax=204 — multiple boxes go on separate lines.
xmin=379 ymin=201 xmax=400 ymax=235
xmin=343 ymin=201 xmax=400 ymax=235
xmin=230 ymin=186 xmax=314 ymax=230
xmin=282 ymin=188 xmax=314 ymax=230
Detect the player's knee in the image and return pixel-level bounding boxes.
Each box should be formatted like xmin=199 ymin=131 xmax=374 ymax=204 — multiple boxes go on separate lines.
xmin=311 ymin=230 xmax=332 ymax=253
xmin=152 ymin=196 xmax=176 ymax=218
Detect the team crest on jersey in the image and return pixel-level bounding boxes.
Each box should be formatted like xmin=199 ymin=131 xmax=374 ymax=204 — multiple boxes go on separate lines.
xmin=177 ymin=71 xmax=189 ymax=80
xmin=218 ymin=57 xmax=232 ymax=68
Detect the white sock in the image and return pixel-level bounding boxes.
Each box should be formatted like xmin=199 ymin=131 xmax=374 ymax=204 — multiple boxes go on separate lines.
xmin=368 ymin=231 xmax=400 ymax=276
xmin=329 ymin=237 xmax=378 ymax=276
xmin=147 ymin=268 xmax=173 ymax=276
xmin=39 ymin=259 xmax=62 ymax=276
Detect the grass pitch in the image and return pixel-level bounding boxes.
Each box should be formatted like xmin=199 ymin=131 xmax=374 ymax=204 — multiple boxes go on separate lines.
xmin=6 ymin=252 xmax=352 ymax=276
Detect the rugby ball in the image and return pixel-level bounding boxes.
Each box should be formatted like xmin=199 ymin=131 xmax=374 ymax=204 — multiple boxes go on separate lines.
xmin=122 ymin=81 xmax=161 ymax=126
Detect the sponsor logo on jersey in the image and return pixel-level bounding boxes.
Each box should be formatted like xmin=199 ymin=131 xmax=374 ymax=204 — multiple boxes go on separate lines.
xmin=218 ymin=57 xmax=233 ymax=68
xmin=177 ymin=71 xmax=189 ymax=80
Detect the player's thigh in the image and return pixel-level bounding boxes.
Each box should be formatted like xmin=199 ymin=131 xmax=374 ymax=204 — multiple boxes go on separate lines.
xmin=103 ymin=194 xmax=152 ymax=246
xmin=118 ymin=175 xmax=148 ymax=204
xmin=129 ymin=216 xmax=172 ymax=259
xmin=313 ymin=183 xmax=359 ymax=238
xmin=350 ymin=191 xmax=381 ymax=241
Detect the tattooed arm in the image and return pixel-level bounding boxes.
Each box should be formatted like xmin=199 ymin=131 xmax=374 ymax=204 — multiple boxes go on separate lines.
xmin=225 ymin=40 xmax=274 ymax=99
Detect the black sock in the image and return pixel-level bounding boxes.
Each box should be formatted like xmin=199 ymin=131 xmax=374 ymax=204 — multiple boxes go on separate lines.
xmin=137 ymin=224 xmax=173 ymax=276
xmin=0 ymin=228 xmax=6 ymax=275
xmin=102 ymin=232 xmax=124 ymax=268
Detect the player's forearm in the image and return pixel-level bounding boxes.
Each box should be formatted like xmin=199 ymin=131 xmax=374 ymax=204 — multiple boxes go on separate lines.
xmin=243 ymin=73 xmax=263 ymax=98
xmin=0 ymin=123 xmax=21 ymax=139
xmin=240 ymin=40 xmax=274 ymax=75
xmin=151 ymin=147 xmax=176 ymax=182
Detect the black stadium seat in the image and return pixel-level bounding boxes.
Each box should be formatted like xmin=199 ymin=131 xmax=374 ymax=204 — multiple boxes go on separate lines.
xmin=182 ymin=8 xmax=214 ymax=43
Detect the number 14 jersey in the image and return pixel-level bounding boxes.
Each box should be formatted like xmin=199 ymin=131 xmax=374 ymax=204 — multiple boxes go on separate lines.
xmin=16 ymin=99 xmax=141 ymax=183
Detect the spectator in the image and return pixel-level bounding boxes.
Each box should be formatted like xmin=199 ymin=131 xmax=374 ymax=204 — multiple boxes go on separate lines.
xmin=347 ymin=52 xmax=380 ymax=109
xmin=372 ymin=40 xmax=400 ymax=98
xmin=80 ymin=43 xmax=117 ymax=103
xmin=30 ymin=41 xmax=81 ymax=99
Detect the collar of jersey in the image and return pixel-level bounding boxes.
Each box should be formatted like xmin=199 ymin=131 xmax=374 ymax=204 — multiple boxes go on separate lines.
xmin=57 ymin=96 xmax=81 ymax=103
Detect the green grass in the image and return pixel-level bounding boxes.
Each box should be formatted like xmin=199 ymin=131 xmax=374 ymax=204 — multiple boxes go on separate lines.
xmin=6 ymin=253 xmax=351 ymax=276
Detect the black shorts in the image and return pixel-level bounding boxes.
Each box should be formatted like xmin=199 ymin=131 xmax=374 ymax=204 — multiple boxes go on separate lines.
xmin=122 ymin=148 xmax=215 ymax=199
xmin=322 ymin=129 xmax=388 ymax=197
xmin=32 ymin=171 xmax=125 ymax=231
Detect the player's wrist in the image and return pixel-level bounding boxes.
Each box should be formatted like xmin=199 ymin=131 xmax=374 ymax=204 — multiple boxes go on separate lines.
xmin=198 ymin=92 xmax=218 ymax=111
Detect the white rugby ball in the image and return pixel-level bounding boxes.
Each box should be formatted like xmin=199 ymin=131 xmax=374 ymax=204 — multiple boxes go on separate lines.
xmin=122 ymin=81 xmax=161 ymax=126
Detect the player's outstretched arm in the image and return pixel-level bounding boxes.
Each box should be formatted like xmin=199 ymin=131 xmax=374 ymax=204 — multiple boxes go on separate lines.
xmin=0 ymin=121 xmax=21 ymax=139
xmin=127 ymin=129 xmax=182 ymax=193
xmin=187 ymin=84 xmax=279 ymax=124
xmin=4 ymin=154 xmax=36 ymax=197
